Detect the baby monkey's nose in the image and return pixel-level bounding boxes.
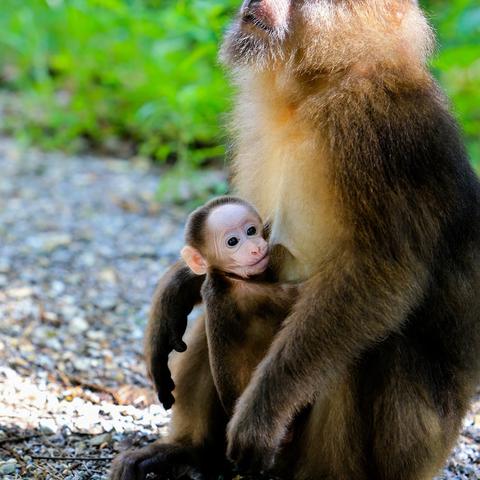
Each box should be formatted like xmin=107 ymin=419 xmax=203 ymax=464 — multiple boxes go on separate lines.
xmin=248 ymin=242 xmax=262 ymax=255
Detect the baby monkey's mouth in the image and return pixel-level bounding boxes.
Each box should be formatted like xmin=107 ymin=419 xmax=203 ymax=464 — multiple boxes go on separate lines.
xmin=250 ymin=253 xmax=269 ymax=267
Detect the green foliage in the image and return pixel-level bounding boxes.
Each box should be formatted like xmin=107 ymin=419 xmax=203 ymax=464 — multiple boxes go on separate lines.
xmin=0 ymin=0 xmax=237 ymax=164
xmin=422 ymin=0 xmax=480 ymax=166
xmin=0 ymin=0 xmax=478 ymax=171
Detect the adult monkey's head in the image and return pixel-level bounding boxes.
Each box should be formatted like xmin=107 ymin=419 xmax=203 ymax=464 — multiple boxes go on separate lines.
xmin=221 ymin=0 xmax=433 ymax=73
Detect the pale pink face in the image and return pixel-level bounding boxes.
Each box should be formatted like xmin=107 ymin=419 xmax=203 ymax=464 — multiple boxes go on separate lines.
xmin=207 ymin=203 xmax=269 ymax=278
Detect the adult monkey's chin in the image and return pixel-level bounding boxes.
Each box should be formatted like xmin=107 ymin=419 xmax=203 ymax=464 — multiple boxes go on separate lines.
xmin=219 ymin=0 xmax=289 ymax=69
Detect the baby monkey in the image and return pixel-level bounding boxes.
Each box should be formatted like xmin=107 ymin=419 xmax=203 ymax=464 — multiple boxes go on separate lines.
xmin=181 ymin=196 xmax=270 ymax=279
xmin=180 ymin=196 xmax=298 ymax=413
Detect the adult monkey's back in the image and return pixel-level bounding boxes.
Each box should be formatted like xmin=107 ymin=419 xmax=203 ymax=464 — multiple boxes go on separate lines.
xmin=111 ymin=1 xmax=480 ymax=479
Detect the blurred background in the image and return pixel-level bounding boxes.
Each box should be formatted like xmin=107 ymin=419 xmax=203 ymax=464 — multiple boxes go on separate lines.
xmin=0 ymin=0 xmax=478 ymax=186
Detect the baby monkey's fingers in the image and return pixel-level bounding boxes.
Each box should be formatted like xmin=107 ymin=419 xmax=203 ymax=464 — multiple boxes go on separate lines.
xmin=158 ymin=390 xmax=175 ymax=410
xmin=171 ymin=338 xmax=187 ymax=353
xmin=153 ymin=360 xmax=176 ymax=410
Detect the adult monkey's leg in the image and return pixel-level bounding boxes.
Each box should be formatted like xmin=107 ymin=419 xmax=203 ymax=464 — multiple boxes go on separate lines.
xmin=368 ymin=388 xmax=459 ymax=480
xmin=364 ymin=338 xmax=467 ymax=480
xmin=110 ymin=317 xmax=228 ymax=480
xmin=277 ymin=376 xmax=367 ymax=480
xmin=279 ymin=339 xmax=467 ymax=480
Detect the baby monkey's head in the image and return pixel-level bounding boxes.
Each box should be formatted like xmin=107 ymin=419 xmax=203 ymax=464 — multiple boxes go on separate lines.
xmin=181 ymin=196 xmax=269 ymax=279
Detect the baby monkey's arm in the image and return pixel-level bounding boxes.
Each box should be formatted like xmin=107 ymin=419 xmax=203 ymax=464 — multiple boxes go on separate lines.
xmin=145 ymin=261 xmax=205 ymax=409
xmin=202 ymin=270 xmax=298 ymax=413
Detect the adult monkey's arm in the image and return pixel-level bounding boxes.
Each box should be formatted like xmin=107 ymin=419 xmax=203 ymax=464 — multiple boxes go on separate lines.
xmin=226 ymin=252 xmax=429 ymax=470
xmin=145 ymin=261 xmax=205 ymax=409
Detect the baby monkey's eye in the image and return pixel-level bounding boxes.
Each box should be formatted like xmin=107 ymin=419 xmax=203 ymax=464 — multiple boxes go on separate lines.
xmin=246 ymin=226 xmax=257 ymax=236
xmin=227 ymin=236 xmax=240 ymax=247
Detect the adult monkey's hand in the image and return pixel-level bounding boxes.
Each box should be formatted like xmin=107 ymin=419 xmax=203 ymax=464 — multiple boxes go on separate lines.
xmin=145 ymin=261 xmax=204 ymax=409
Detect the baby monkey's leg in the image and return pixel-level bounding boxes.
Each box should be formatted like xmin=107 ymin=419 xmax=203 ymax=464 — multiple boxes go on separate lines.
xmin=111 ymin=317 xmax=228 ymax=480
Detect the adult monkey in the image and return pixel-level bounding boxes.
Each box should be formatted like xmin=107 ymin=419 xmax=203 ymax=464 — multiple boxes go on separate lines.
xmin=112 ymin=0 xmax=480 ymax=479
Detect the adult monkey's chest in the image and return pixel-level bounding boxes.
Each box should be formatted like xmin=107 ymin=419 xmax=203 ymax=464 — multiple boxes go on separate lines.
xmin=231 ymin=112 xmax=344 ymax=282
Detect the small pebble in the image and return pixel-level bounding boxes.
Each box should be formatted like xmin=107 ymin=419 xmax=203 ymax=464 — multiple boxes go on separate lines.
xmin=0 ymin=460 xmax=18 ymax=475
xmin=68 ymin=316 xmax=89 ymax=334
xmin=89 ymin=433 xmax=113 ymax=446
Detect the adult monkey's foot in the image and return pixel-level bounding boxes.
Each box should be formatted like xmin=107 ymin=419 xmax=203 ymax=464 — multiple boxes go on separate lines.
xmin=110 ymin=442 xmax=206 ymax=480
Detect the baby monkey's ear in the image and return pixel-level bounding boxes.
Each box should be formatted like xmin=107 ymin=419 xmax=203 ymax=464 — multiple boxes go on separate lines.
xmin=181 ymin=246 xmax=208 ymax=275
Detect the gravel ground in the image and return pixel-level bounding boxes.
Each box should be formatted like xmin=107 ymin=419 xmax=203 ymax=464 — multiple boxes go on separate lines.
xmin=0 ymin=138 xmax=478 ymax=479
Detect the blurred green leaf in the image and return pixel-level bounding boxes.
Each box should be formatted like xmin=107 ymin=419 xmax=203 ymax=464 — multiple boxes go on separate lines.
xmin=0 ymin=0 xmax=238 ymax=168
xmin=0 ymin=0 xmax=477 ymax=175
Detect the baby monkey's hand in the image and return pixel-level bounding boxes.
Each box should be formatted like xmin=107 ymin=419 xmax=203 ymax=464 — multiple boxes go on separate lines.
xmin=146 ymin=262 xmax=204 ymax=409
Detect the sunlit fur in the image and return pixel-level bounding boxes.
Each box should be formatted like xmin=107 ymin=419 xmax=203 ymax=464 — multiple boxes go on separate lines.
xmin=221 ymin=0 xmax=433 ymax=74
xmin=224 ymin=0 xmax=435 ymax=282
xmin=220 ymin=0 xmax=289 ymax=69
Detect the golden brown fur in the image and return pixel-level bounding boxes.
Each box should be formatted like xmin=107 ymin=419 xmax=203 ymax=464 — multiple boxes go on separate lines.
xmin=111 ymin=1 xmax=480 ymax=479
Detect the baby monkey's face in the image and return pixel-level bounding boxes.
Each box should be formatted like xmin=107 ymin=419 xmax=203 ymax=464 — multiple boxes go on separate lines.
xmin=208 ymin=204 xmax=269 ymax=278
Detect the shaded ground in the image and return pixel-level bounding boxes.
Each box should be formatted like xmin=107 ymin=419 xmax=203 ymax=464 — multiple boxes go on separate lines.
xmin=0 ymin=139 xmax=478 ymax=479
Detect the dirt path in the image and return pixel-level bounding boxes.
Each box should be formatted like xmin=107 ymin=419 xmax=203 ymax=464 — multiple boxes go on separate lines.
xmin=0 ymin=139 xmax=478 ymax=479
